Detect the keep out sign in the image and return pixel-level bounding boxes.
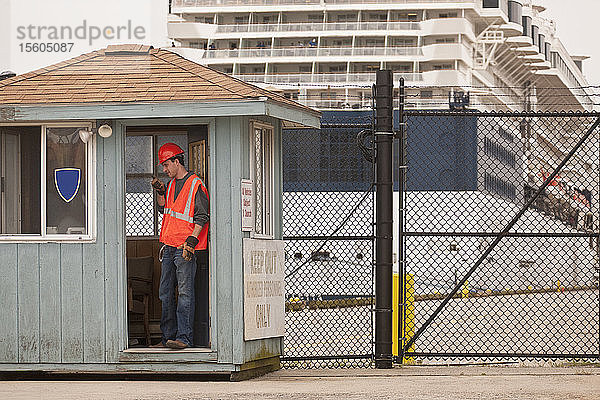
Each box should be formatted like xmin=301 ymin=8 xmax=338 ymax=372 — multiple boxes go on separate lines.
xmin=243 ymin=238 xmax=285 ymax=340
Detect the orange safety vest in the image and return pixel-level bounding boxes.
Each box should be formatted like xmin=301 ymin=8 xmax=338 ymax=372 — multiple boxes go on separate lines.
xmin=159 ymin=174 xmax=209 ymax=250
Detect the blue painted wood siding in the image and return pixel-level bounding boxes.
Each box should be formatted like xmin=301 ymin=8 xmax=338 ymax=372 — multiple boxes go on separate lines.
xmin=0 ymin=127 xmax=126 ymax=364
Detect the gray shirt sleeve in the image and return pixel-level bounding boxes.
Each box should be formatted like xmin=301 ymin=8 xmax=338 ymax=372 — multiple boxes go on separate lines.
xmin=193 ymin=184 xmax=209 ymax=227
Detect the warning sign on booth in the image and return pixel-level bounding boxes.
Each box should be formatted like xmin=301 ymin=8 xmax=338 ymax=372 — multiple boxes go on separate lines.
xmin=243 ymin=238 xmax=285 ymax=340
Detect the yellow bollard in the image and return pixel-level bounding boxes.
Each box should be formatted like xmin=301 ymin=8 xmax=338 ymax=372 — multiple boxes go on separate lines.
xmin=393 ymin=273 xmax=415 ymax=364
xmin=393 ymin=274 xmax=399 ymax=357
xmin=403 ymin=273 xmax=415 ymax=364
xmin=461 ymin=280 xmax=469 ymax=298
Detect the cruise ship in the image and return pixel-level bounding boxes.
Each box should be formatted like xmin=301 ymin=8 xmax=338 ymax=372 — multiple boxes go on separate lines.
xmin=167 ymin=0 xmax=599 ymax=298
xmin=167 ymin=0 xmax=595 ymax=111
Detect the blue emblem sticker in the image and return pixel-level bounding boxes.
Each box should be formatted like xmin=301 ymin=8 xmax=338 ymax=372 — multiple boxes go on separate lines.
xmin=54 ymin=168 xmax=81 ymax=203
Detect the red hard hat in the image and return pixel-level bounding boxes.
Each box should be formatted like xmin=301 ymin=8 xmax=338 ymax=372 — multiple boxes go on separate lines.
xmin=158 ymin=143 xmax=184 ymax=164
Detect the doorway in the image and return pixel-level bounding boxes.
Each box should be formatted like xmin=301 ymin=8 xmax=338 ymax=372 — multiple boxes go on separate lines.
xmin=125 ymin=125 xmax=209 ymax=348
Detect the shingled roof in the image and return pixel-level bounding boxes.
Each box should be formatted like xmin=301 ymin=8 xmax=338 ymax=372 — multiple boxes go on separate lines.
xmin=0 ymin=44 xmax=319 ymax=117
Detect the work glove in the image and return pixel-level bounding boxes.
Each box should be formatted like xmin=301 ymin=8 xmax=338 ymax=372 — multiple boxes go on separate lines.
xmin=151 ymin=176 xmax=166 ymax=196
xmin=181 ymin=236 xmax=199 ymax=261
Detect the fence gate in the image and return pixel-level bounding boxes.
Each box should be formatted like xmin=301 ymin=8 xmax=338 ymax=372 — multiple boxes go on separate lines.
xmin=281 ymin=115 xmax=376 ymax=368
xmin=399 ymin=111 xmax=600 ymax=362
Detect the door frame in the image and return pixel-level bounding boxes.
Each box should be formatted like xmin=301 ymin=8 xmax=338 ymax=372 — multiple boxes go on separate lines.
xmin=121 ymin=117 xmax=216 ymax=352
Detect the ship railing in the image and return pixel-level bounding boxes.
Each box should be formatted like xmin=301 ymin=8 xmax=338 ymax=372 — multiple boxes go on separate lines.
xmin=173 ymin=0 xmax=475 ymax=8
xmin=205 ymin=46 xmax=423 ymax=59
xmin=214 ymin=21 xmax=420 ymax=33
xmin=233 ymin=72 xmax=424 ymax=85
xmin=301 ymin=98 xmax=422 ymax=110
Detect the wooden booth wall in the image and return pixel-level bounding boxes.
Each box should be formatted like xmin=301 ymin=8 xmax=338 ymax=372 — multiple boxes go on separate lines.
xmin=0 ymin=126 xmax=126 ymax=364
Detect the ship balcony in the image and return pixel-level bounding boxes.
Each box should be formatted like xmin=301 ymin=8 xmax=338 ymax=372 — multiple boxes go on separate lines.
xmin=168 ymin=19 xmax=476 ymax=40
xmin=497 ymin=22 xmax=524 ymax=37
xmin=511 ymin=45 xmax=540 ymax=56
xmin=203 ymin=46 xmax=424 ymax=61
xmin=537 ymin=68 xmax=595 ymax=111
xmin=215 ymin=21 xmax=420 ymax=35
xmin=172 ymin=0 xmax=478 ymax=12
xmin=179 ymin=43 xmax=469 ymax=63
xmin=233 ymin=69 xmax=466 ymax=88
xmin=232 ymin=72 xmax=424 ymax=87
xmin=505 ymin=35 xmax=533 ymax=47
xmin=527 ymin=61 xmax=551 ymax=70
xmin=519 ymin=53 xmax=547 ymax=64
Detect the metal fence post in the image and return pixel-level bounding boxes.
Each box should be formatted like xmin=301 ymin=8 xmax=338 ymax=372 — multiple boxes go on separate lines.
xmin=375 ymin=69 xmax=394 ymax=369
xmin=397 ymin=77 xmax=407 ymax=363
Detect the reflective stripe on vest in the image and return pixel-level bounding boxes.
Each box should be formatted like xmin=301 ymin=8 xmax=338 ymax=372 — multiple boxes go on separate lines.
xmin=163 ymin=178 xmax=202 ymax=224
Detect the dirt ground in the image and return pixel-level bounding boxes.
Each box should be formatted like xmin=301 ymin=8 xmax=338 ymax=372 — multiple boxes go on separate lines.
xmin=1 ymin=365 xmax=600 ymax=400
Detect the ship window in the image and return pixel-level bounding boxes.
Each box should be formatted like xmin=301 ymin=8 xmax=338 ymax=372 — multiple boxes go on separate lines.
xmin=531 ymin=25 xmax=539 ymax=46
xmin=522 ymin=16 xmax=532 ymax=37
xmin=438 ymin=12 xmax=457 ymax=18
xmin=336 ymin=14 xmax=357 ymax=22
xmin=367 ymin=13 xmax=387 ymax=21
xmin=396 ymin=12 xmax=419 ymax=21
xmin=328 ymin=65 xmax=346 ymax=73
xmin=392 ymin=38 xmax=416 ymax=46
xmin=507 ymin=1 xmax=522 ymax=24
xmin=484 ymin=172 xmax=517 ymax=200
xmin=420 ymin=90 xmax=433 ymax=98
xmin=261 ymin=15 xmax=277 ymax=24
xmin=195 ymin=16 xmax=214 ymax=24
xmin=483 ymin=0 xmax=500 ymax=7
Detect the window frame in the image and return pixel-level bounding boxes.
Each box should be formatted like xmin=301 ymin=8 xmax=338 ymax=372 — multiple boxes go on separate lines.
xmin=0 ymin=121 xmax=96 ymax=243
xmin=249 ymin=120 xmax=275 ymax=239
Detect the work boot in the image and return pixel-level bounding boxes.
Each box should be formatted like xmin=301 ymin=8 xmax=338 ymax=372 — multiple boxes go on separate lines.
xmin=149 ymin=341 xmax=167 ymax=348
xmin=166 ymin=339 xmax=189 ymax=349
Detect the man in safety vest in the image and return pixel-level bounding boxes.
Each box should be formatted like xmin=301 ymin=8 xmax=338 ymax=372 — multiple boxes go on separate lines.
xmin=150 ymin=143 xmax=209 ymax=349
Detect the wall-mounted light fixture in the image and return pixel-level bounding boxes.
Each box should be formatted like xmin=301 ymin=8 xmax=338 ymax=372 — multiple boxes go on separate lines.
xmin=78 ymin=128 xmax=93 ymax=143
xmin=98 ymin=123 xmax=113 ymax=138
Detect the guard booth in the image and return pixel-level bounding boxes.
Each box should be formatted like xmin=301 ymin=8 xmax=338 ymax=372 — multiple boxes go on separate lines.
xmin=0 ymin=45 xmax=320 ymax=379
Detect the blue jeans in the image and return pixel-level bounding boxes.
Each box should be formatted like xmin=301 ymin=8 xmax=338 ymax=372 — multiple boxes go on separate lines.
xmin=159 ymin=246 xmax=197 ymax=346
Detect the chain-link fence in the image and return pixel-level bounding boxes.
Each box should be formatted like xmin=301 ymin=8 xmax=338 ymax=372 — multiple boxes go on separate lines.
xmin=400 ymin=111 xmax=600 ymax=362
xmin=281 ymin=112 xmax=376 ymax=368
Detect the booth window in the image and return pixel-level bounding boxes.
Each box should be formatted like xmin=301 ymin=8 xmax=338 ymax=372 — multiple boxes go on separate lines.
xmin=125 ymin=132 xmax=187 ymax=237
xmin=0 ymin=124 xmax=94 ymax=239
xmin=251 ymin=122 xmax=274 ymax=237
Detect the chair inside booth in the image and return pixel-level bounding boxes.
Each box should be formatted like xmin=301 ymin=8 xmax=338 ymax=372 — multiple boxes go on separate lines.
xmin=125 ymin=125 xmax=210 ymax=348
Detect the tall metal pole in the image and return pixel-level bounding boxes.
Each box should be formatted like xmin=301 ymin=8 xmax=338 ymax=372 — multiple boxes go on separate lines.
xmin=374 ymin=70 xmax=393 ymax=369
xmin=397 ymin=77 xmax=406 ymax=363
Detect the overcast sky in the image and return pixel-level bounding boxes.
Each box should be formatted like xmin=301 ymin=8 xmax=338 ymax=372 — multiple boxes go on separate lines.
xmin=540 ymin=0 xmax=600 ymax=85
xmin=1 ymin=0 xmax=598 ymax=86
